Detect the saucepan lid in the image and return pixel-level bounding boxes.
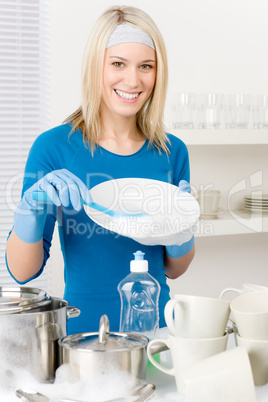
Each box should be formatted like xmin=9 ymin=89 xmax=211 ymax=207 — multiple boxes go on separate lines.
xmin=59 ymin=315 xmax=148 ymax=352
xmin=0 ymin=286 xmax=50 ymax=314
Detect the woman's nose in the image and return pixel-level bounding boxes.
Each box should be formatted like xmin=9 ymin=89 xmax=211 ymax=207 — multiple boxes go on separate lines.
xmin=124 ymin=67 xmax=140 ymax=87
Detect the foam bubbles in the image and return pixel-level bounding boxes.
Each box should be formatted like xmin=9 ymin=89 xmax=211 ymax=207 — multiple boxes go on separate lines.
xmin=0 ymin=312 xmax=142 ymax=401
xmin=0 ymin=324 xmax=268 ymax=402
xmin=0 ymin=363 xmax=142 ymax=402
xmin=1 ymin=370 xmax=268 ymax=401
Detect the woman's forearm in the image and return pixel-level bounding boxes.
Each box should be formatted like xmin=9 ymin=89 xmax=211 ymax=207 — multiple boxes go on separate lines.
xmin=6 ymin=230 xmax=44 ymax=282
xmin=164 ymin=244 xmax=195 ymax=280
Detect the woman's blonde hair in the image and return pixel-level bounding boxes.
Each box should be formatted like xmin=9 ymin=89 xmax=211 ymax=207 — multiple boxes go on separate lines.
xmin=64 ymin=5 xmax=169 ymax=153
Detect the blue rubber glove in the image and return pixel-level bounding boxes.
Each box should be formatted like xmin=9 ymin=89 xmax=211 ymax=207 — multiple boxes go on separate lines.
xmin=13 ymin=169 xmax=92 ymax=243
xmin=166 ymin=180 xmax=194 ymax=258
xmin=178 ymin=179 xmax=191 ymax=193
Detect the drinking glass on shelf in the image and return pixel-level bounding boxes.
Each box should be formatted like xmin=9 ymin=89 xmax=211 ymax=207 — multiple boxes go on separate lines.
xmin=225 ymin=94 xmax=251 ymax=129
xmin=252 ymin=95 xmax=268 ymax=129
xmin=197 ymin=93 xmax=223 ymax=129
xmin=171 ymin=93 xmax=196 ymax=129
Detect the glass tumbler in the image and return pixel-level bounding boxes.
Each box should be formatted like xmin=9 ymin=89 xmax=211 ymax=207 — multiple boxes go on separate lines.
xmin=226 ymin=94 xmax=251 ymax=129
xmin=252 ymin=95 xmax=268 ymax=129
xmin=197 ymin=93 xmax=223 ymax=129
xmin=171 ymin=93 xmax=196 ymax=129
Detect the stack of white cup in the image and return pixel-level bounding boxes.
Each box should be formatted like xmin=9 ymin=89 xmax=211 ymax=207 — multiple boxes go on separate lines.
xmin=229 ymin=286 xmax=268 ymax=386
xmin=147 ymin=294 xmax=257 ymax=401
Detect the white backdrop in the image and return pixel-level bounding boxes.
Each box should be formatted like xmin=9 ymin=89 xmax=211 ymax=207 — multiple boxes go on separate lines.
xmin=48 ymin=0 xmax=268 ymax=298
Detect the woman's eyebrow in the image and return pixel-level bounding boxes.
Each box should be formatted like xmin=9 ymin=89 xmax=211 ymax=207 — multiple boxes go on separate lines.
xmin=142 ymin=59 xmax=156 ymax=63
xmin=109 ymin=56 xmax=156 ymax=63
xmin=109 ymin=56 xmax=127 ymax=61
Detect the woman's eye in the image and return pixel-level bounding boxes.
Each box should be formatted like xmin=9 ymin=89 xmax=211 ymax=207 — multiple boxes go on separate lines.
xmin=140 ymin=64 xmax=153 ymax=70
xmin=113 ymin=62 xmax=124 ymax=67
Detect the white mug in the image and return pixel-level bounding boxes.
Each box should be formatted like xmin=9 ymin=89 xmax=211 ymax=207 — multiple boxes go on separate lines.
xmin=164 ymin=294 xmax=230 ymax=338
xmin=220 ymin=283 xmax=268 ymax=299
xmin=220 ymin=283 xmax=268 ymax=346
xmin=183 ymin=347 xmax=256 ymax=402
xmin=230 ymin=290 xmax=268 ymax=340
xmin=147 ymin=333 xmax=228 ymax=394
xmin=237 ymin=334 xmax=268 ymax=386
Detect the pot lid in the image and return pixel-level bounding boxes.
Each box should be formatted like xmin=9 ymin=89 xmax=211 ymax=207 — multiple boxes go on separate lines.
xmin=59 ymin=315 xmax=148 ymax=352
xmin=59 ymin=332 xmax=148 ymax=352
xmin=0 ymin=286 xmax=49 ymax=314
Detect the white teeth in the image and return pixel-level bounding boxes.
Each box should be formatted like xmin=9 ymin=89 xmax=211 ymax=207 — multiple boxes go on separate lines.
xmin=115 ymin=90 xmax=139 ymax=100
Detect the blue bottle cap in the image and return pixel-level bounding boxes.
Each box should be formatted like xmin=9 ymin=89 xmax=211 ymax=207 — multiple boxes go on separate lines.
xmin=133 ymin=251 xmax=145 ymax=260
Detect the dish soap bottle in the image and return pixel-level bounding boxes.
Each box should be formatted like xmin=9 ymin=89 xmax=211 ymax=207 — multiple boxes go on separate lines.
xmin=118 ymin=250 xmax=160 ymax=338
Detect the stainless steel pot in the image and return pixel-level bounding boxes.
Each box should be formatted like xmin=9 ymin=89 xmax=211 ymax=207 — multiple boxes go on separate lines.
xmin=0 ymin=291 xmax=80 ymax=383
xmin=58 ymin=315 xmax=148 ymax=383
xmin=0 ymin=285 xmax=52 ymax=313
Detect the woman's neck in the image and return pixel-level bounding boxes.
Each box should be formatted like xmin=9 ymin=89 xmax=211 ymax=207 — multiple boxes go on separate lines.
xmin=99 ymin=115 xmax=146 ymax=155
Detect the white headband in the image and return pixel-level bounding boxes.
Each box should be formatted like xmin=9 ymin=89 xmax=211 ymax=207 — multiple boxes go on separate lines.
xmin=106 ymin=24 xmax=155 ymax=50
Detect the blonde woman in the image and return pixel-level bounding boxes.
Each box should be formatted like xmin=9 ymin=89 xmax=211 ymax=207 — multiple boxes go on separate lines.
xmin=6 ymin=6 xmax=195 ymax=334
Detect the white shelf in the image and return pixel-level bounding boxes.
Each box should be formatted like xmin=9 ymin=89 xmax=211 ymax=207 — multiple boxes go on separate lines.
xmin=170 ymin=129 xmax=268 ymax=145
xmin=169 ymin=129 xmax=268 ymax=237
xmin=195 ymin=209 xmax=268 ymax=237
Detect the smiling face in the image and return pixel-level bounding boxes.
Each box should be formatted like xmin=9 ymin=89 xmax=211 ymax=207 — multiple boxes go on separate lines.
xmin=100 ymin=42 xmax=156 ymax=120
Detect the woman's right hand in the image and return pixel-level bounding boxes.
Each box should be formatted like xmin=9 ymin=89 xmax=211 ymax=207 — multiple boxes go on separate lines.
xmin=22 ymin=168 xmax=92 ymax=211
xmin=14 ymin=169 xmax=92 ymax=243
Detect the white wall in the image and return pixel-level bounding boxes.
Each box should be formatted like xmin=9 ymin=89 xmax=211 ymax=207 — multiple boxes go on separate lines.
xmin=50 ymin=0 xmax=268 ymax=126
xmin=49 ymin=0 xmax=268 ymax=298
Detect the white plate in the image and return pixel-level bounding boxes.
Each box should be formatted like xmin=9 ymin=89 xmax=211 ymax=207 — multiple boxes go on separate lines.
xmin=244 ymin=200 xmax=268 ymax=205
xmin=244 ymin=194 xmax=268 ymax=202
xmin=244 ymin=201 xmax=268 ymax=208
xmin=244 ymin=201 xmax=268 ymax=206
xmin=245 ymin=204 xmax=268 ymax=208
xmin=84 ymin=178 xmax=200 ymax=246
xmin=244 ymin=198 xmax=268 ymax=203
xmin=244 ymin=205 xmax=268 ymax=210
xmin=244 ymin=206 xmax=268 ymax=213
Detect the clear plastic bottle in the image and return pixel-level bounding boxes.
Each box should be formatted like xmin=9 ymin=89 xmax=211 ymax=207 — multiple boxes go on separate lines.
xmin=118 ymin=250 xmax=160 ymax=338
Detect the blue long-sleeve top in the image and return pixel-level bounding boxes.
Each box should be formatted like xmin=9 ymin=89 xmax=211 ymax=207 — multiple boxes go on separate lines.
xmin=7 ymin=123 xmax=191 ymax=334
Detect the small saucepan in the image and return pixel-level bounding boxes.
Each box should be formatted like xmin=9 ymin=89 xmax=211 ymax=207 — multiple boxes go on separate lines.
xmin=58 ymin=315 xmax=148 ymax=384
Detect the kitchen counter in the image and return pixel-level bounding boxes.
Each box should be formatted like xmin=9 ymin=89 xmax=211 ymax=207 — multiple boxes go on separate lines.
xmin=2 ymin=333 xmax=268 ymax=401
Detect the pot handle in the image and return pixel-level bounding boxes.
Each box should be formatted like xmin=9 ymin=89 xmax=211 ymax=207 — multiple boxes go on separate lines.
xmin=99 ymin=314 xmax=110 ymax=344
xmin=67 ymin=306 xmax=80 ymax=319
